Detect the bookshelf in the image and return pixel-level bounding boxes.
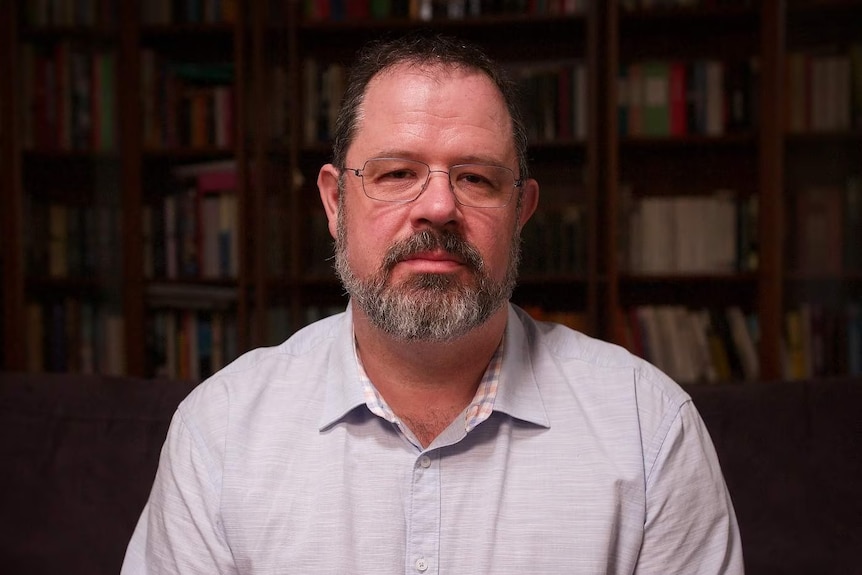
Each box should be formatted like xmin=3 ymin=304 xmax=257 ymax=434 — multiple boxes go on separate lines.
xmin=2 ymin=0 xmax=860 ymax=384
xmin=606 ymin=0 xmax=862 ymax=382
xmin=1 ymin=0 xmax=249 ymax=379
xmin=136 ymin=2 xmax=249 ymax=380
xmin=7 ymin=0 xmax=128 ymax=374
xmin=782 ymin=0 xmax=862 ymax=379
xmin=0 ymin=2 xmax=22 ymax=370
xmin=605 ymin=0 xmax=767 ymax=382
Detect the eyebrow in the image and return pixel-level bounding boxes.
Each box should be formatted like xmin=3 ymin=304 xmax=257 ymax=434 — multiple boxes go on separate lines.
xmin=366 ymin=151 xmax=512 ymax=167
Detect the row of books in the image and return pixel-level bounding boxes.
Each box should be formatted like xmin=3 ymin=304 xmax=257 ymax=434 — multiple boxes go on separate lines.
xmin=25 ymin=298 xmax=125 ymax=375
xmin=300 ymin=58 xmax=588 ymax=146
xmin=619 ymin=189 xmax=758 ymax=275
xmin=141 ymin=51 xmax=235 ymax=150
xmin=618 ymin=305 xmax=760 ymax=383
xmin=143 ymin=161 xmax=240 ymax=280
xmin=301 ymin=59 xmax=345 ymax=145
xmin=619 ymin=302 xmax=862 ymax=383
xmin=784 ymin=303 xmax=862 ymax=379
xmin=785 ymin=46 xmax=862 ymax=133
xmin=26 ymin=200 xmax=121 ymax=280
xmin=511 ymin=61 xmax=588 ymax=143
xmin=19 ymin=42 xmax=117 ymax=151
xmin=147 ymin=307 xmax=238 ymax=381
xmin=792 ymin=176 xmax=861 ymax=274
xmin=266 ymin=304 xmax=346 ymax=345
xmin=620 ymin=0 xmax=751 ymax=10
xmin=140 ymin=0 xmax=238 ymax=25
xmin=521 ymin=203 xmax=587 ymax=275
xmin=303 ymin=0 xmax=588 ymax=22
xmin=521 ymin=305 xmax=590 ymax=333
xmin=618 ymin=58 xmax=757 ymax=138
xmin=22 ymin=0 xmax=117 ymax=28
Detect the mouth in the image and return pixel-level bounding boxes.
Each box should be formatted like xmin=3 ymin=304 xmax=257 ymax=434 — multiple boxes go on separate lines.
xmin=382 ymin=229 xmax=483 ymax=278
xmin=398 ymin=250 xmax=465 ymax=273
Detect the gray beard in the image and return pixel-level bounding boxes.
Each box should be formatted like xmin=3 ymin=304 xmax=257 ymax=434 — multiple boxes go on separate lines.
xmin=334 ymin=220 xmax=521 ymax=342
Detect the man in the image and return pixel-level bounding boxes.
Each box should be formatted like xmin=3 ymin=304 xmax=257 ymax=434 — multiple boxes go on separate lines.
xmin=122 ymin=33 xmax=743 ymax=573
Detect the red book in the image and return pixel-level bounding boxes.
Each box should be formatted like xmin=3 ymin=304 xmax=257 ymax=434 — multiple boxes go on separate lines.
xmin=669 ymin=61 xmax=688 ymax=137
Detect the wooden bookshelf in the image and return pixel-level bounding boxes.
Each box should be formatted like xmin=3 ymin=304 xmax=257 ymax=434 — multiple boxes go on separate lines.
xmin=2 ymin=0 xmax=860 ymax=383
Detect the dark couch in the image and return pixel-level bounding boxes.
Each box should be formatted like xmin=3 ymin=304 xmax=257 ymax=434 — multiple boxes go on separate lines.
xmin=1 ymin=372 xmax=859 ymax=574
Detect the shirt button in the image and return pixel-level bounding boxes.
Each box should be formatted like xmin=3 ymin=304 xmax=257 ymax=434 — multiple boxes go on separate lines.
xmin=415 ymin=557 xmax=429 ymax=572
xmin=419 ymin=455 xmax=432 ymax=468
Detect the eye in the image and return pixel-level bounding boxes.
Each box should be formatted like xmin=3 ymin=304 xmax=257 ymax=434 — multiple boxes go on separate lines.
xmin=380 ymin=168 xmax=416 ymax=181
xmin=460 ymin=172 xmax=493 ymax=186
xmin=456 ymin=167 xmax=502 ymax=192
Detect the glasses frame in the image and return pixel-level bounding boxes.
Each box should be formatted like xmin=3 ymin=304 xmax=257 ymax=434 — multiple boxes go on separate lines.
xmin=342 ymin=157 xmax=523 ymax=209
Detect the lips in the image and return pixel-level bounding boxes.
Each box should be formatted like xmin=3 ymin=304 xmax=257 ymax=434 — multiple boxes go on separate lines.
xmin=403 ymin=250 xmax=464 ymax=264
xmin=383 ymin=229 xmax=483 ymax=273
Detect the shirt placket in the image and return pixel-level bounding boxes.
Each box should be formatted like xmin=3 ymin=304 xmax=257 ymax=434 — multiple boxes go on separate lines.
xmin=406 ymin=450 xmax=440 ymax=575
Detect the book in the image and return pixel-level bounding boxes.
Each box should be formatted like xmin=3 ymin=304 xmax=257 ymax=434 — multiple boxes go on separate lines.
xmin=704 ymin=59 xmax=724 ymax=136
xmin=669 ymin=61 xmax=688 ymax=137
xmin=795 ymin=186 xmax=843 ymax=274
xmin=844 ymin=176 xmax=862 ymax=271
xmin=725 ymin=306 xmax=759 ymax=381
xmin=848 ymin=303 xmax=862 ymax=376
xmin=625 ymin=191 xmax=739 ymax=274
xmin=642 ymin=61 xmax=670 ymax=136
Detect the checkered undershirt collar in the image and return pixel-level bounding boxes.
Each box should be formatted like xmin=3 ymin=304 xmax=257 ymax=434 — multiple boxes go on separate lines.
xmin=355 ymin=335 xmax=504 ymax=434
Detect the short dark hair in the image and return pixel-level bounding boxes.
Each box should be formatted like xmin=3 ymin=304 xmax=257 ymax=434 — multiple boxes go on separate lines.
xmin=331 ymin=32 xmax=529 ymax=181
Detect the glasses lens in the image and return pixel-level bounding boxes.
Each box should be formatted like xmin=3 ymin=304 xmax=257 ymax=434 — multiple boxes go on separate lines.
xmin=361 ymin=158 xmax=427 ymax=202
xmin=358 ymin=158 xmax=517 ymax=207
xmin=451 ymin=164 xmax=515 ymax=208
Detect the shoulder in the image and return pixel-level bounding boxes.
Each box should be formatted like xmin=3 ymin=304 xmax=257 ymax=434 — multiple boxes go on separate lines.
xmin=513 ymin=305 xmax=689 ymax=405
xmin=176 ymin=310 xmax=350 ymax=436
xmin=509 ymin=305 xmax=693 ymax=448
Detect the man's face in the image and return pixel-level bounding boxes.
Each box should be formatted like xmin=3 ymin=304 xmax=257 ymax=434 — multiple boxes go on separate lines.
xmin=320 ymin=64 xmax=538 ymax=341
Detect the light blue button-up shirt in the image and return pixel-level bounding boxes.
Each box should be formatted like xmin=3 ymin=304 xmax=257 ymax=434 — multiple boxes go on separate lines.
xmin=122 ymin=304 xmax=743 ymax=574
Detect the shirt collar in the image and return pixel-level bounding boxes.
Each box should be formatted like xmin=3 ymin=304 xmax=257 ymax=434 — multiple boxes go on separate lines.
xmin=318 ymin=303 xmax=550 ymax=431
xmin=356 ymin=332 xmax=504 ymax=434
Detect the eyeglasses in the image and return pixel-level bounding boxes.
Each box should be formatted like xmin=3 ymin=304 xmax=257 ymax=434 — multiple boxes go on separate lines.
xmin=342 ymin=158 xmax=522 ymax=208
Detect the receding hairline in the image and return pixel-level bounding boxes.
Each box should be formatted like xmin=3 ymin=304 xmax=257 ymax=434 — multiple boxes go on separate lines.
xmin=349 ymin=61 xmax=515 ymax=151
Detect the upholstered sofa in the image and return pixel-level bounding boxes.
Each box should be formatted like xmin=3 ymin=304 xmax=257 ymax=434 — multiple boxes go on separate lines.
xmin=1 ymin=371 xmax=859 ymax=574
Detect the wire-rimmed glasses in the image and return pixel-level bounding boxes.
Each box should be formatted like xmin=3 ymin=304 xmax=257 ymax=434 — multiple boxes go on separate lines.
xmin=342 ymin=158 xmax=522 ymax=208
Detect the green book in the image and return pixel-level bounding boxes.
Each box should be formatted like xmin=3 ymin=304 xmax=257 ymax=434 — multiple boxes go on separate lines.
xmin=641 ymin=60 xmax=670 ymax=137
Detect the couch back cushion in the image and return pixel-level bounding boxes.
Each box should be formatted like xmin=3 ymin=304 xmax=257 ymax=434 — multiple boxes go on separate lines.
xmin=689 ymin=378 xmax=862 ymax=575
xmin=0 ymin=373 xmax=196 ymax=575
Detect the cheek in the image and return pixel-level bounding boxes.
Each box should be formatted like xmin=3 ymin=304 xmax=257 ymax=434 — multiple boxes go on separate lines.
xmin=342 ymin=211 xmax=399 ymax=270
xmin=473 ymin=219 xmax=518 ymax=274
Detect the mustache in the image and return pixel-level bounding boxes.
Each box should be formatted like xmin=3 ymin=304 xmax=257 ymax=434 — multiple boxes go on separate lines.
xmin=381 ymin=229 xmax=484 ymax=273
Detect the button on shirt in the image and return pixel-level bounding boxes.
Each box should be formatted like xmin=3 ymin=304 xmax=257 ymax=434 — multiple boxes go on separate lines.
xmin=121 ymin=304 xmax=744 ymax=574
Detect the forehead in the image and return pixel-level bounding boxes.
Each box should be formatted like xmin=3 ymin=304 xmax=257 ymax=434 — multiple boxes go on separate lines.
xmin=352 ymin=63 xmax=515 ymax=159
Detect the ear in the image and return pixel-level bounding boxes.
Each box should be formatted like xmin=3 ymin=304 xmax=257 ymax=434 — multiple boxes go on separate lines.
xmin=517 ymin=178 xmax=540 ymax=230
xmin=318 ymin=164 xmax=341 ymax=239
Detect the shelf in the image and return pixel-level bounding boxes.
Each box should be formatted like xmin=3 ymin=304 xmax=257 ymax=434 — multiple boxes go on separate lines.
xmin=3 ymin=0 xmax=860 ymax=381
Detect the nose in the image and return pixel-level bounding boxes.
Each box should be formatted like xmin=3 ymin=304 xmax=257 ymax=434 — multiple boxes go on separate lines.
xmin=413 ymin=169 xmax=460 ymax=225
xmin=423 ymin=170 xmax=454 ymax=192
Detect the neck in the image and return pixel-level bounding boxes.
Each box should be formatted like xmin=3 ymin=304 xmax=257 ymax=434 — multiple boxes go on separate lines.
xmin=353 ymin=305 xmax=507 ymax=444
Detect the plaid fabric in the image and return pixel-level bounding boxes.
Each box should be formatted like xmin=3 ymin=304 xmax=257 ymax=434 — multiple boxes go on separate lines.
xmin=356 ymin=336 xmax=503 ymax=433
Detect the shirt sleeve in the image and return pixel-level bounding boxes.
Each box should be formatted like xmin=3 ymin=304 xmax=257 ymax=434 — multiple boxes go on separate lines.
xmin=120 ymin=406 xmax=237 ymax=575
xmin=635 ymin=400 xmax=745 ymax=574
